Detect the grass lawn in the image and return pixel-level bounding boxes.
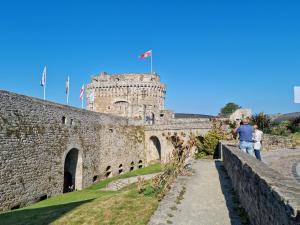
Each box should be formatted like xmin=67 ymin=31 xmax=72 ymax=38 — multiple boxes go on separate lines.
xmin=0 ymin=164 xmax=162 ymax=225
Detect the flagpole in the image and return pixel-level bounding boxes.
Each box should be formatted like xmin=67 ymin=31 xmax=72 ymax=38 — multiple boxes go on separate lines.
xmin=151 ymin=51 xmax=153 ymax=74
xmin=41 ymin=66 xmax=46 ymax=100
xmin=43 ymin=86 xmax=45 ymax=100
xmin=82 ymin=98 xmax=84 ymax=109
xmin=67 ymin=76 xmax=70 ymax=105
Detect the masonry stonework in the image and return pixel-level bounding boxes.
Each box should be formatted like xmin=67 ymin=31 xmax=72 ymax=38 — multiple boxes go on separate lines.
xmin=0 ymin=89 xmax=212 ymax=212
xmin=0 ymin=90 xmax=145 ymax=211
xmin=221 ymin=142 xmax=300 ymax=225
xmin=86 ymin=72 xmax=166 ymax=124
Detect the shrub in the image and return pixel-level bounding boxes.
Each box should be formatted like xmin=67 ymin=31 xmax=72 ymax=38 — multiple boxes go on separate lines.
xmin=198 ymin=130 xmax=223 ymax=155
xmin=195 ymin=119 xmax=229 ymax=158
xmin=288 ymin=116 xmax=300 ymax=133
xmin=141 ymin=133 xmax=196 ymax=200
xmin=269 ymin=120 xmax=291 ymax=136
xmin=251 ymin=113 xmax=271 ymax=132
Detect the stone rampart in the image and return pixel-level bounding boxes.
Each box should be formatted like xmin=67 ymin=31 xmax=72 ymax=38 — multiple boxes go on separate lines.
xmin=0 ymin=90 xmax=145 ymax=211
xmin=221 ymin=142 xmax=300 ymax=225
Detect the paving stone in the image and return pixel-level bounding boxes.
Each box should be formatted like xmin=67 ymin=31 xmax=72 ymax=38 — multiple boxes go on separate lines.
xmin=148 ymin=160 xmax=242 ymax=225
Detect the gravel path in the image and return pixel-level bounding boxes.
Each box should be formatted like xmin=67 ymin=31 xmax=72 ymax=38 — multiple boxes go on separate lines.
xmin=262 ymin=148 xmax=300 ymax=183
xmin=102 ymin=172 xmax=162 ymax=191
xmin=148 ymin=160 xmax=242 ymax=225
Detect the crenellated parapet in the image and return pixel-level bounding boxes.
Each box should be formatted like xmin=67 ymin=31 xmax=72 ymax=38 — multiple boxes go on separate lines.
xmin=86 ymin=72 xmax=166 ymax=123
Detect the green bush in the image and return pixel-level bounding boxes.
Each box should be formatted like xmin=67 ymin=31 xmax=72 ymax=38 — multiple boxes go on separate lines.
xmin=143 ymin=186 xmax=156 ymax=196
xmin=288 ymin=116 xmax=300 ymax=133
xmin=196 ymin=130 xmax=224 ymax=157
xmin=269 ymin=121 xmax=291 ymax=136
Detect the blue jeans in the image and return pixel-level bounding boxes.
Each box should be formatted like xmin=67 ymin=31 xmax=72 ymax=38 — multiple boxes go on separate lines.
xmin=239 ymin=141 xmax=254 ymax=156
xmin=254 ymin=149 xmax=261 ymax=161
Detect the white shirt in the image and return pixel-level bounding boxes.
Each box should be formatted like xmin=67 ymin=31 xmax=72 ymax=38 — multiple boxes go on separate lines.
xmin=253 ymin=129 xmax=263 ymax=150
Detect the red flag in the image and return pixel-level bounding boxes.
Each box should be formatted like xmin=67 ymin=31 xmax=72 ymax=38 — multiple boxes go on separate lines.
xmin=139 ymin=50 xmax=152 ymax=59
xmin=80 ymin=84 xmax=84 ymax=100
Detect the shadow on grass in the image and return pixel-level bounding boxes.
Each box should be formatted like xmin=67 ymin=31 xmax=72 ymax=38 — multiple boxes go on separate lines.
xmin=0 ymin=199 xmax=94 ymax=225
xmin=214 ymin=161 xmax=249 ymax=225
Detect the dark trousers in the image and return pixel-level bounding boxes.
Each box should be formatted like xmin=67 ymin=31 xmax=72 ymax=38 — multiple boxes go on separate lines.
xmin=254 ymin=149 xmax=261 ymax=161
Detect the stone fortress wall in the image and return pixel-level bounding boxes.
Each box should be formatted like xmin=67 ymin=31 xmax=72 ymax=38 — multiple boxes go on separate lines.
xmin=0 ymin=90 xmax=146 ymax=211
xmin=0 ymin=72 xmax=214 ymax=212
xmin=0 ymin=89 xmax=212 ymax=212
xmin=86 ymin=72 xmax=166 ymax=124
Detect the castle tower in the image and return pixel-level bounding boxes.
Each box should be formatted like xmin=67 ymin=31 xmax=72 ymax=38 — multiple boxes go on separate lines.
xmin=86 ymin=72 xmax=166 ymax=123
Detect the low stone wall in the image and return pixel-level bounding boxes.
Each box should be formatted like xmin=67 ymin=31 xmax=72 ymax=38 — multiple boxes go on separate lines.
xmin=221 ymin=142 xmax=300 ymax=225
xmin=263 ymin=134 xmax=296 ymax=150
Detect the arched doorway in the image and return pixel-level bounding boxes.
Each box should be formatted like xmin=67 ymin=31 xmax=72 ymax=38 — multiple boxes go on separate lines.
xmin=149 ymin=136 xmax=161 ymax=162
xmin=63 ymin=148 xmax=83 ymax=193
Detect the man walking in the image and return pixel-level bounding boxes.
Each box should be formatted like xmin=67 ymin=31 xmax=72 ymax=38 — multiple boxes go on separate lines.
xmin=253 ymin=125 xmax=263 ymax=160
xmin=234 ymin=118 xmax=254 ymax=156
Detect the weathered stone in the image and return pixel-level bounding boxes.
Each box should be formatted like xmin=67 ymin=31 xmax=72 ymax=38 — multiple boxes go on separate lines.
xmin=0 ymin=89 xmax=212 ymax=212
xmin=0 ymin=90 xmax=145 ymax=212
xmin=86 ymin=72 xmax=166 ymax=124
xmin=221 ymin=142 xmax=300 ymax=225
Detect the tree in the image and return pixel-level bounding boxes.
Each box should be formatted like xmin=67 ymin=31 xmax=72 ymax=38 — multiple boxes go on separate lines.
xmin=220 ymin=102 xmax=241 ymax=115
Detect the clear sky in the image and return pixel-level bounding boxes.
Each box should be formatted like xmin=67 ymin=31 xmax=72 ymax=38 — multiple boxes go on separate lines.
xmin=0 ymin=0 xmax=299 ymax=115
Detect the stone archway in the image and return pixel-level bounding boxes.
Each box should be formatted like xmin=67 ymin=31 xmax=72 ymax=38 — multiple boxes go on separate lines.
xmin=63 ymin=148 xmax=83 ymax=193
xmin=149 ymin=136 xmax=161 ymax=162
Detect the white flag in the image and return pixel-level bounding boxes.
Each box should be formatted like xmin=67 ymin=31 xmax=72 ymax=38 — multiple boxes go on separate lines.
xmin=66 ymin=76 xmax=70 ymax=95
xmin=40 ymin=66 xmax=46 ymax=87
xmin=294 ymin=87 xmax=300 ymax=103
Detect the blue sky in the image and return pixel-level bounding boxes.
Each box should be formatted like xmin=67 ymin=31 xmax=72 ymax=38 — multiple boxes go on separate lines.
xmin=0 ymin=0 xmax=300 ymax=115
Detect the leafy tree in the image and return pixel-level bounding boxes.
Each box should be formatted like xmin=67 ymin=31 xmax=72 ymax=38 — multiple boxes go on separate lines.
xmin=220 ymin=102 xmax=241 ymax=115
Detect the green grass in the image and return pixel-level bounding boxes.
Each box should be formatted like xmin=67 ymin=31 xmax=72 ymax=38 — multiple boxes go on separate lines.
xmin=88 ymin=163 xmax=161 ymax=190
xmin=0 ymin=163 xmax=162 ymax=225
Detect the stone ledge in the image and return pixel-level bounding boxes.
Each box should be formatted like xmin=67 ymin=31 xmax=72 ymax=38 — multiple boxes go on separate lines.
xmin=221 ymin=142 xmax=300 ymax=225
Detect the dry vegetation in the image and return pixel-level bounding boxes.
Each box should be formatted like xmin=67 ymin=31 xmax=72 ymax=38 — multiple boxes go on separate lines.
xmin=138 ymin=132 xmax=197 ymax=200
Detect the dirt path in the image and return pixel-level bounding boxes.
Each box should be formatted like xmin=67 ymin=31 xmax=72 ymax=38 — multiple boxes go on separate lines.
xmin=148 ymin=160 xmax=242 ymax=225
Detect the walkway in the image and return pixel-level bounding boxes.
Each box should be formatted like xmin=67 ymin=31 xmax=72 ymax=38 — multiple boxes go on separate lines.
xmin=103 ymin=172 xmax=162 ymax=191
xmin=148 ymin=160 xmax=242 ymax=225
xmin=262 ymin=148 xmax=300 ymax=184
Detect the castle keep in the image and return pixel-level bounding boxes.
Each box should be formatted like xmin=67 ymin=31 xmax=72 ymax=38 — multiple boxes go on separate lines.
xmin=86 ymin=72 xmax=166 ymax=123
